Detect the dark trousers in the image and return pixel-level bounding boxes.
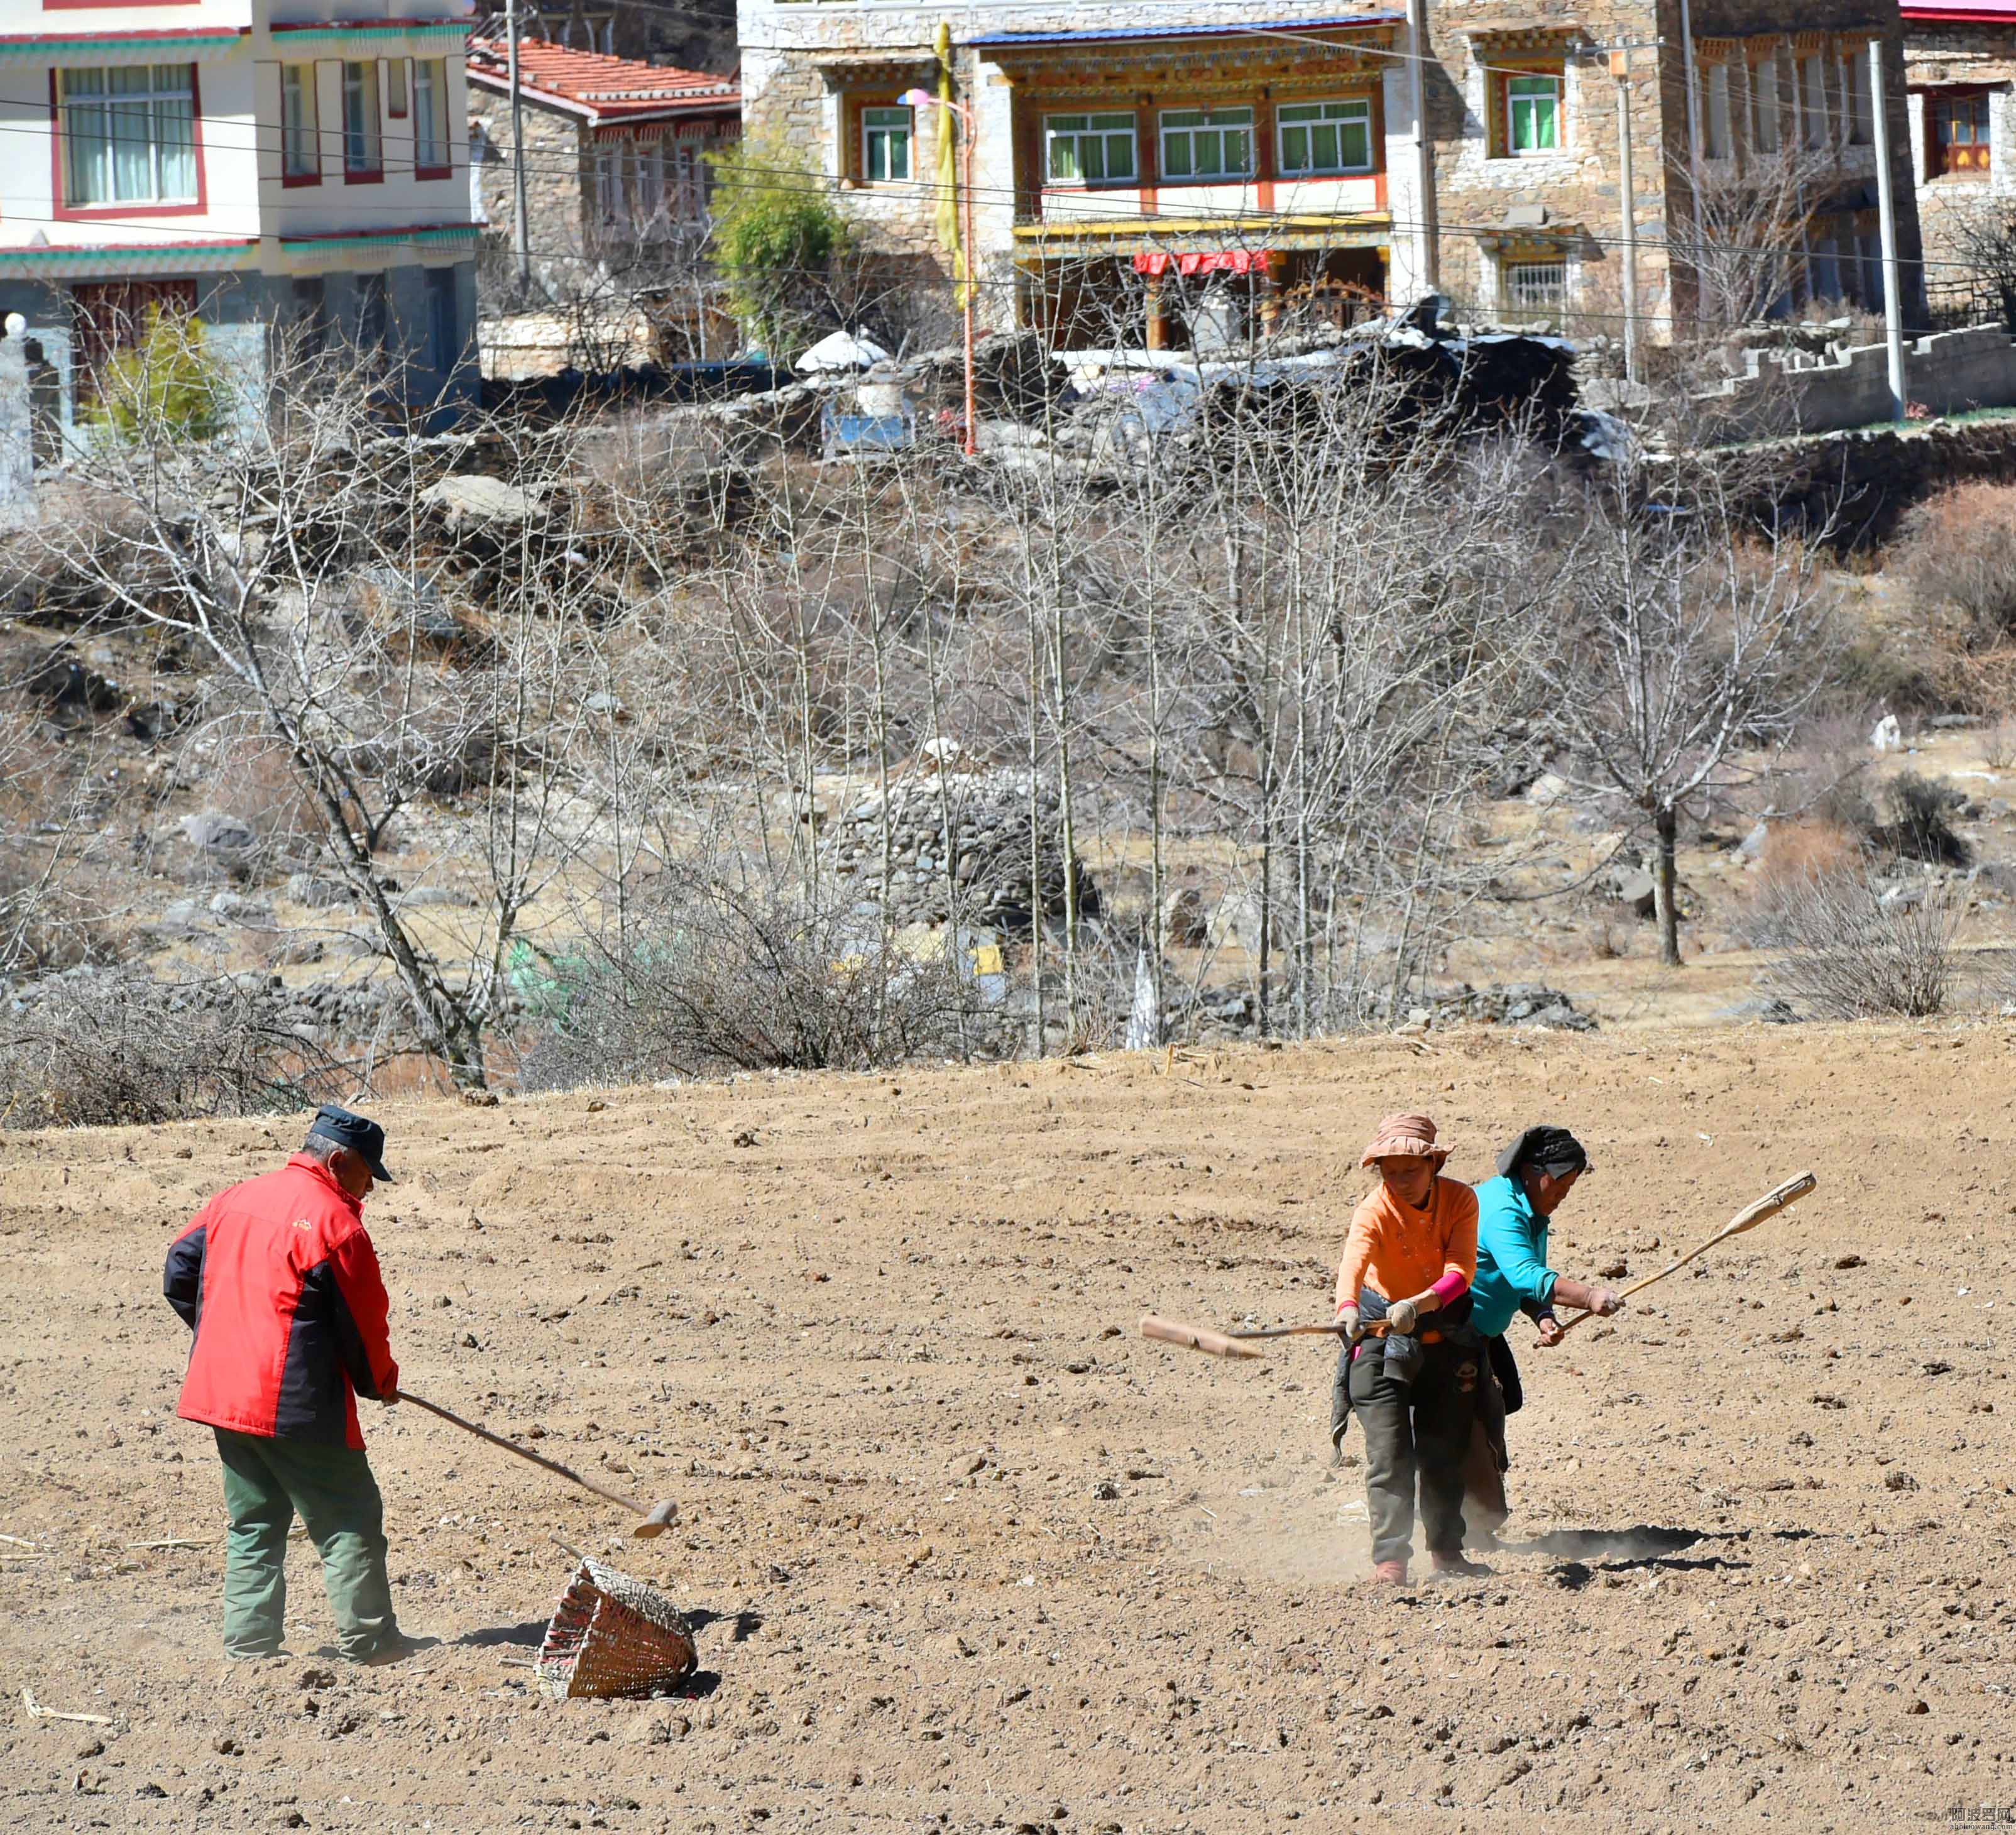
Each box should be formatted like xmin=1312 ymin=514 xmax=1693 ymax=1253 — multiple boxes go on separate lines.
xmin=1348 ymin=1338 xmax=1478 ymax=1565
xmin=1464 ymin=1349 xmax=1511 ymax=1535
xmin=215 ymin=1428 xmax=397 ymax=1660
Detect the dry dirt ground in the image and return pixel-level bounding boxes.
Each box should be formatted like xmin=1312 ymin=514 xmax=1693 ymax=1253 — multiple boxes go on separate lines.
xmin=3 ymin=1025 xmax=2013 ymax=1835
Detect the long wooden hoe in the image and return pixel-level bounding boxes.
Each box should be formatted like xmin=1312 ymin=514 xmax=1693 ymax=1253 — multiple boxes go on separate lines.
xmin=397 ymin=1388 xmax=678 ymax=1538
xmin=1139 ymin=1170 xmax=1819 ymax=1357
xmin=1553 ymin=1169 xmax=1817 ymax=1337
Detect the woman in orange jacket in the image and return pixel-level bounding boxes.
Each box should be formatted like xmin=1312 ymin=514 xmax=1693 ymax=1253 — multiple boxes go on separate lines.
xmin=1334 ymin=1112 xmax=1487 ymax=1586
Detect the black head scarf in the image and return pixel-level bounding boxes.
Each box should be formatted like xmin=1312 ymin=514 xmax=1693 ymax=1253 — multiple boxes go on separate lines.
xmin=1496 ymin=1124 xmax=1590 ymax=1180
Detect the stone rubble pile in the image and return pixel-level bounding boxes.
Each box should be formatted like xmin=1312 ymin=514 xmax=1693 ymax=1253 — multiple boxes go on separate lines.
xmin=817 ymin=767 xmax=1097 ymax=932
xmin=1417 ymin=982 xmax=1597 ymax=1031
xmin=3 ymin=963 xmax=408 ymax=1047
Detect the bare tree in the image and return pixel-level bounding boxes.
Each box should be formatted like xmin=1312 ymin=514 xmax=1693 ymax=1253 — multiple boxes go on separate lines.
xmin=34 ymin=326 xmax=605 ymax=1088
xmin=1538 ymin=449 xmax=1838 ymax=967
xmin=1679 ymin=144 xmax=1849 ymax=334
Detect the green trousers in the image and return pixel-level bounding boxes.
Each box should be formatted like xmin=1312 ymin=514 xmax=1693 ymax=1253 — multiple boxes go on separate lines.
xmin=214 ymin=1428 xmax=397 ymax=1661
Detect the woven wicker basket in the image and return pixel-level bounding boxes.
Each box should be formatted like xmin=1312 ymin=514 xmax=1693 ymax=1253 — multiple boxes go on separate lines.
xmin=535 ymin=1556 xmax=697 ymax=1701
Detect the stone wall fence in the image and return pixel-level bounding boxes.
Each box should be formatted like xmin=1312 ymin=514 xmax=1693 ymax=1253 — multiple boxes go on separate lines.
xmin=1699 ymin=321 xmax=2016 ymax=437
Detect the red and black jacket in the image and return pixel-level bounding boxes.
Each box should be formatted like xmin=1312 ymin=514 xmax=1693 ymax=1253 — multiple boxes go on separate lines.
xmin=163 ymin=1154 xmax=399 ymax=1450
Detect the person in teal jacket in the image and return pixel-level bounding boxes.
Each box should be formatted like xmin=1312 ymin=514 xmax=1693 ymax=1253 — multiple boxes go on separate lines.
xmin=1465 ymin=1126 xmax=1623 ymax=1545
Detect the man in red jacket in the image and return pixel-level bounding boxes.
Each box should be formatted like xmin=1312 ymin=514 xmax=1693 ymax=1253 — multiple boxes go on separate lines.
xmin=165 ymin=1105 xmax=419 ymax=1664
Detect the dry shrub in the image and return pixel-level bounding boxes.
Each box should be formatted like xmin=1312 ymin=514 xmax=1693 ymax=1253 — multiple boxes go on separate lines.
xmin=1757 ymin=868 xmax=1961 ymax=1019
xmin=517 ymin=864 xmax=983 ymax=1090
xmin=1873 ymin=772 xmax=1970 ymax=867
xmin=1753 ymin=819 xmax=1861 ymax=902
xmin=1771 ymin=711 xmax=1876 ymax=830
xmin=1942 ymin=645 xmax=2016 ymax=728
xmin=1892 ymin=483 xmax=2016 ymax=647
xmin=0 ymin=971 xmax=342 ymax=1128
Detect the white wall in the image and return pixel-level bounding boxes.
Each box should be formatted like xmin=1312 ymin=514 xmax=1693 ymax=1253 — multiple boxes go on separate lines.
xmin=0 ymin=51 xmax=261 ymax=252
xmin=255 ymin=33 xmax=476 ymax=240
xmin=0 ymin=4 xmax=474 ymax=268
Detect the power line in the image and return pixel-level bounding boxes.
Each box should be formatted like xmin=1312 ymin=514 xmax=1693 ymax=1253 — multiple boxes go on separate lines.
xmin=7 ymin=138 xmax=1983 ymax=281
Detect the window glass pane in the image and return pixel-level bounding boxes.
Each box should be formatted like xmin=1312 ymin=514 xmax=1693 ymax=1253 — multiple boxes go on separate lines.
xmin=1508 ymin=262 xmax=1565 ymax=307
xmin=156 ymin=91 xmax=195 ymax=198
xmin=1163 ymin=108 xmax=1251 ymax=180
xmin=1279 ymin=99 xmax=1370 ymax=173
xmin=344 ymin=62 xmax=381 ymax=170
xmin=111 ymin=99 xmax=153 ymax=199
xmin=1508 ymin=77 xmax=1559 ymax=152
xmin=283 ymin=67 xmax=312 ymax=175
xmin=415 ymin=59 xmax=445 ymax=165
xmin=60 ymin=65 xmax=196 ymax=205
xmin=63 ymin=85 xmax=111 ymax=204
xmin=864 ymin=107 xmax=910 ymax=181
xmin=1047 ymin=113 xmax=1133 ymax=185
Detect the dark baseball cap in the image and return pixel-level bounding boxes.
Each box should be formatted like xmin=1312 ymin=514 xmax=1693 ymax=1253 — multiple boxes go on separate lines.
xmin=306 ymin=1104 xmax=395 ymax=1183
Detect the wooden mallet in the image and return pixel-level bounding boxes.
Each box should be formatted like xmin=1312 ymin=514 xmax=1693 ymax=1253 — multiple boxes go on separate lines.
xmin=1553 ymin=1169 xmax=1817 ymax=1338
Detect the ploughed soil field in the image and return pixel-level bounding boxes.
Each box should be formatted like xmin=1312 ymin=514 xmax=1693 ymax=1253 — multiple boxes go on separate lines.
xmin=4 ymin=1025 xmax=2015 ymax=1835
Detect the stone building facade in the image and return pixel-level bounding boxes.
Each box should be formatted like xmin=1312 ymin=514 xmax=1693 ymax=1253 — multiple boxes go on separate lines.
xmin=465 ymin=38 xmax=739 ymax=299
xmin=737 ymin=0 xmax=1929 ymax=346
xmin=1902 ymin=0 xmax=2016 ymax=317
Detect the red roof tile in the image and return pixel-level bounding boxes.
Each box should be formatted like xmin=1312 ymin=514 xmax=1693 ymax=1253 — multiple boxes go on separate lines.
xmin=466 ymin=38 xmax=738 ymax=119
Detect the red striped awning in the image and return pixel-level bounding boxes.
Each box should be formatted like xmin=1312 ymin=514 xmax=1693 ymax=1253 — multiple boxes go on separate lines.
xmin=1132 ymin=249 xmax=1274 ymax=278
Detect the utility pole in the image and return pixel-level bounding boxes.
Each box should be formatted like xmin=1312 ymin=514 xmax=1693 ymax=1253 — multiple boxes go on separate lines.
xmin=1677 ymin=0 xmax=1704 ymax=319
xmin=507 ymin=0 xmax=530 ymax=295
xmin=1870 ymin=39 xmax=1907 ymax=420
xmin=1406 ymin=0 xmax=1438 ymax=292
xmin=1612 ymin=50 xmax=1638 ymax=383
xmin=1678 ymin=0 xmax=1704 ymax=196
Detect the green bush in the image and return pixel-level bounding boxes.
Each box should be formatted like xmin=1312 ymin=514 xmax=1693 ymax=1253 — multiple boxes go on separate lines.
xmin=706 ymin=136 xmax=851 ymax=360
xmin=89 ymin=307 xmax=229 ymax=442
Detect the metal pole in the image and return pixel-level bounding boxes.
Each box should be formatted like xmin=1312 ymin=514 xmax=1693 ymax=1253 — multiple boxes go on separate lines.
xmin=1677 ymin=0 xmax=1704 ymax=323
xmin=1614 ymin=51 xmax=1638 ymax=384
xmin=1406 ymin=0 xmax=1437 ymax=292
xmin=507 ymin=0 xmax=530 ymax=294
xmin=1869 ymin=38 xmax=1907 ymax=420
xmin=1679 ymin=0 xmax=1704 ymax=197
xmin=960 ymin=106 xmax=977 ymax=458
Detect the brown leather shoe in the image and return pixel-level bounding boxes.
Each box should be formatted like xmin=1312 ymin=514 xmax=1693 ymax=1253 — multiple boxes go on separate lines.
xmin=1370 ymin=1558 xmax=1410 ymax=1586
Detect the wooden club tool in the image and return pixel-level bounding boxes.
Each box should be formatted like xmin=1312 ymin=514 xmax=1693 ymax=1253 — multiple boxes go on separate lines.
xmin=1553 ymin=1169 xmax=1817 ymax=1339
xmin=1139 ymin=1314 xmax=1393 ymax=1358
